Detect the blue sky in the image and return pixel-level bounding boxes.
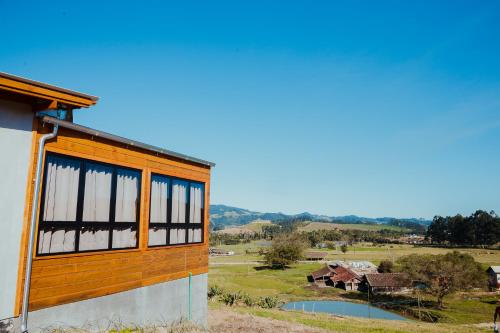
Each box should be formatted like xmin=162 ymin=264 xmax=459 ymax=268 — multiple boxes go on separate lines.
xmin=2 ymin=1 xmax=499 ymax=219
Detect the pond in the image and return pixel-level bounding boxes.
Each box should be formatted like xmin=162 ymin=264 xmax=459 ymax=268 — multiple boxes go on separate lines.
xmin=282 ymin=300 xmax=407 ymax=321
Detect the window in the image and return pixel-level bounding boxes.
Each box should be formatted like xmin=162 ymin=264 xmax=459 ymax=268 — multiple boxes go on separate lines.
xmin=148 ymin=174 xmax=204 ymax=247
xmin=37 ymin=153 xmax=141 ymax=255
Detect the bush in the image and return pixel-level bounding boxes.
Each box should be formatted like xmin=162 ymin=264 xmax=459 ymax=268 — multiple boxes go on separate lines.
xmin=258 ymin=296 xmax=279 ymax=309
xmin=325 ymin=241 xmax=336 ymax=250
xmin=397 ymin=251 xmax=487 ymax=308
xmin=220 ymin=291 xmax=242 ymax=306
xmin=264 ymin=233 xmax=308 ymax=268
xmin=378 ymin=260 xmax=394 ymax=273
xmin=208 ymin=285 xmax=224 ymax=300
xmin=241 ymin=293 xmax=255 ymax=307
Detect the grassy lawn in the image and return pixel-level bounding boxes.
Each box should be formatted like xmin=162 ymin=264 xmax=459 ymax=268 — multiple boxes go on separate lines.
xmin=209 ymin=240 xmax=500 ymax=329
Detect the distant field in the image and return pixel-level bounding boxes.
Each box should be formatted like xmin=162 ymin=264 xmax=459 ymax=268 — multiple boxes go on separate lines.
xmin=245 ymin=220 xmax=272 ymax=232
xmin=216 ymin=220 xmax=273 ymax=235
xmin=210 ymin=240 xmax=500 ymax=266
xmin=297 ymin=221 xmax=410 ymax=232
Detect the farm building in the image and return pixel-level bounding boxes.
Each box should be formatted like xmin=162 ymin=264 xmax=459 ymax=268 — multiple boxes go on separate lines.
xmin=331 ymin=261 xmax=378 ymax=276
xmin=362 ymin=273 xmax=410 ymax=294
xmin=329 ymin=265 xmax=362 ymax=291
xmin=487 ymin=266 xmax=500 ymax=290
xmin=0 ymin=73 xmax=214 ymax=331
xmin=308 ymin=264 xmax=361 ymax=290
xmin=308 ymin=265 xmax=335 ymax=287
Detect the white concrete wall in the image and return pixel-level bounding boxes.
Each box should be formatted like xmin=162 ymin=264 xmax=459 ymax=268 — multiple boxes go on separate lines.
xmin=0 ymin=100 xmax=33 ymax=320
xmin=26 ymin=273 xmax=208 ymax=332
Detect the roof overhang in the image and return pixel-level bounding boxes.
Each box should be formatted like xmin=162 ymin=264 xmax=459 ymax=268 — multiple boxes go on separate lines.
xmin=41 ymin=116 xmax=215 ymax=168
xmin=0 ymin=72 xmax=98 ymax=110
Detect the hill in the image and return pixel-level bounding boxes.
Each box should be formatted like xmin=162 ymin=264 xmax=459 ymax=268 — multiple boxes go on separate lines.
xmin=210 ymin=204 xmax=431 ymax=230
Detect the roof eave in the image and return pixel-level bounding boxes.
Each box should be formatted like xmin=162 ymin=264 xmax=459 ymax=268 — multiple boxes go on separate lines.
xmin=0 ymin=72 xmax=98 ymax=109
xmin=41 ymin=116 xmax=215 ymax=168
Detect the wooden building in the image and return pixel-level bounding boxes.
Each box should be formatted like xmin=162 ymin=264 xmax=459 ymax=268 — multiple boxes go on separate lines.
xmin=0 ymin=72 xmax=214 ymax=331
xmin=329 ymin=265 xmax=361 ymax=291
xmin=308 ymin=264 xmax=361 ymax=290
xmin=487 ymin=266 xmax=500 ymax=290
xmin=362 ymin=273 xmax=410 ymax=294
xmin=308 ymin=265 xmax=335 ymax=287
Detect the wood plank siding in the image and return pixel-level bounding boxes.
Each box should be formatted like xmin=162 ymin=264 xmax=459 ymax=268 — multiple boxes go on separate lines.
xmin=14 ymin=120 xmax=211 ymax=315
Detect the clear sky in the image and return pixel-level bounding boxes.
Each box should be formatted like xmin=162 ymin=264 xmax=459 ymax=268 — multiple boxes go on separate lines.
xmin=2 ymin=1 xmax=499 ymax=219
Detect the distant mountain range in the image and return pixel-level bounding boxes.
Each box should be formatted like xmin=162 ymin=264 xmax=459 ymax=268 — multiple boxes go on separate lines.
xmin=210 ymin=204 xmax=432 ymax=229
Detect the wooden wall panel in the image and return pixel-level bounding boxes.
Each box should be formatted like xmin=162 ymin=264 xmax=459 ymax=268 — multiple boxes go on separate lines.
xmin=15 ymin=123 xmax=211 ymax=314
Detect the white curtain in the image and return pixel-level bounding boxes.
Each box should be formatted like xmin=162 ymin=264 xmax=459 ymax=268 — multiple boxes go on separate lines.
xmin=171 ymin=180 xmax=187 ymax=223
xmin=43 ymin=156 xmax=80 ymax=221
xmin=150 ymin=175 xmax=169 ymax=223
xmin=38 ymin=229 xmax=75 ymax=254
xmin=112 ymin=228 xmax=136 ymax=248
xmin=169 ymin=228 xmax=186 ymax=244
xmin=189 ymin=183 xmax=204 ymax=224
xmin=188 ymin=228 xmax=202 ymax=243
xmin=82 ymin=163 xmax=112 ymax=221
xmin=148 ymin=228 xmax=166 ymax=246
xmin=79 ymin=229 xmax=109 ymax=251
xmin=115 ymin=169 xmax=139 ymax=222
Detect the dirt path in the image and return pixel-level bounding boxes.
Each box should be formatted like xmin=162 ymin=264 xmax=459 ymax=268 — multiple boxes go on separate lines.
xmin=208 ymin=309 xmax=332 ymax=333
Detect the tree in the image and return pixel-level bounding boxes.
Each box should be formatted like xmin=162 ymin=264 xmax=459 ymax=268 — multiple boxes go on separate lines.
xmin=397 ymin=251 xmax=486 ymax=309
xmin=340 ymin=244 xmax=348 ymax=254
xmin=426 ymin=216 xmax=448 ymax=244
xmin=264 ymin=233 xmax=307 ymax=269
xmin=426 ymin=210 xmax=500 ymax=246
xmin=378 ymin=260 xmax=394 ymax=273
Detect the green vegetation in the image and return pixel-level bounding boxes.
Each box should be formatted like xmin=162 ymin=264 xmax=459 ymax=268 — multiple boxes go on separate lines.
xmin=209 ymin=240 xmax=500 ymax=330
xmin=377 ymin=260 xmax=394 ymax=273
xmin=264 ymin=233 xmax=308 ymax=268
xmin=427 ymin=210 xmax=500 ymax=246
xmin=396 ymin=251 xmax=487 ymax=308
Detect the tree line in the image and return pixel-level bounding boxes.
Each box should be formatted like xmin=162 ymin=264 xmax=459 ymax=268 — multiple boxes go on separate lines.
xmin=426 ymin=210 xmax=500 ymax=246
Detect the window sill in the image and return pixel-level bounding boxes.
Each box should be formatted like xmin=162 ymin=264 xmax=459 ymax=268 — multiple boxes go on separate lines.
xmin=33 ymin=242 xmax=207 ymax=260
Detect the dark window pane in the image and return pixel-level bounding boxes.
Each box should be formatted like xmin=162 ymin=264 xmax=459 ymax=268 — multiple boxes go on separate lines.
xmin=112 ymin=227 xmax=137 ymax=249
xmin=82 ymin=162 xmax=113 ymax=222
xmin=38 ymin=228 xmax=75 ymax=254
xmin=79 ymin=227 xmax=109 ymax=251
xmin=115 ymin=169 xmax=140 ymax=222
xmin=171 ymin=180 xmax=188 ymax=223
xmin=148 ymin=226 xmax=167 ymax=246
xmin=43 ymin=155 xmax=80 ymax=222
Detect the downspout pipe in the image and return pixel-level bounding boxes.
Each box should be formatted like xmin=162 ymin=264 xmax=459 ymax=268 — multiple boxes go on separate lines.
xmin=20 ymin=120 xmax=59 ymax=333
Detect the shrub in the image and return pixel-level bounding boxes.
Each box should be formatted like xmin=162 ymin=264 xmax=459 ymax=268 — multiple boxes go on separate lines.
xmin=221 ymin=291 xmax=242 ymax=306
xmin=378 ymin=260 xmax=394 ymax=273
xmin=241 ymin=293 xmax=255 ymax=307
xmin=264 ymin=233 xmax=308 ymax=268
xmin=258 ymin=296 xmax=279 ymax=309
xmin=208 ymin=285 xmax=224 ymax=300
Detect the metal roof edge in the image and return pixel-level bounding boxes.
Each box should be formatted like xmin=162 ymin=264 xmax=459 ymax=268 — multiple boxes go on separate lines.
xmin=41 ymin=116 xmax=215 ymax=168
xmin=0 ymin=72 xmax=98 ymax=102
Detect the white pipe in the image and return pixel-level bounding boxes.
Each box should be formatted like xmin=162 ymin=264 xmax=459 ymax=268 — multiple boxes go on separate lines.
xmin=20 ymin=123 xmax=59 ymax=333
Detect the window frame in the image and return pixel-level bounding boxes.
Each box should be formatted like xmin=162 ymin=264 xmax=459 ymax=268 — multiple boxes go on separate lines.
xmin=36 ymin=152 xmax=142 ymax=256
xmin=148 ymin=173 xmax=205 ymax=248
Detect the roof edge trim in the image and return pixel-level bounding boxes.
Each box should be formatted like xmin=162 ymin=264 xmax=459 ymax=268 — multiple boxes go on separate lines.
xmin=41 ymin=116 xmax=215 ymax=168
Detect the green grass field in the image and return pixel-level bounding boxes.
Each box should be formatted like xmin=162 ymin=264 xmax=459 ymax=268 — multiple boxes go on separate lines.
xmin=209 ymin=240 xmax=500 ymax=332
